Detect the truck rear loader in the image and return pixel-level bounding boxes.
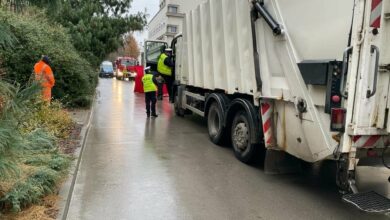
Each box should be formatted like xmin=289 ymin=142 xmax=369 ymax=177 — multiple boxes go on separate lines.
xmin=145 ymin=0 xmax=390 ymax=213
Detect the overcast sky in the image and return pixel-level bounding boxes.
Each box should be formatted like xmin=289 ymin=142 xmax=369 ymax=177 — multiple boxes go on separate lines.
xmin=129 ymin=0 xmax=160 ymax=46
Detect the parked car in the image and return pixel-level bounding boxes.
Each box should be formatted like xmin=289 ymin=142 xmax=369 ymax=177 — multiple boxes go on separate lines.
xmin=99 ymin=61 xmax=114 ymax=78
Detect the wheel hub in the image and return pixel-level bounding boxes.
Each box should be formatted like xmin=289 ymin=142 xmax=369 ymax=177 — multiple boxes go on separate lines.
xmin=233 ymin=122 xmax=249 ymax=151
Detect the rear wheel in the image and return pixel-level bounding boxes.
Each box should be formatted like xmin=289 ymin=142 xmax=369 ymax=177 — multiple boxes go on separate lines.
xmin=207 ymin=103 xmax=225 ymax=145
xmin=231 ymin=110 xmax=260 ymax=164
xmin=174 ymin=93 xmax=185 ymax=117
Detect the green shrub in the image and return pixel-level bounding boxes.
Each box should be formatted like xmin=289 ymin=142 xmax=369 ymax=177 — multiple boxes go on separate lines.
xmin=0 ymin=81 xmax=72 ymax=213
xmin=48 ymin=154 xmax=70 ymax=171
xmin=0 ymin=9 xmax=97 ymax=107
xmin=22 ymin=100 xmax=75 ymax=139
xmin=24 ymin=129 xmax=56 ymax=151
xmin=0 ymin=81 xmax=42 ymax=179
xmin=0 ymin=21 xmax=17 ymax=50
xmin=24 ymin=155 xmax=50 ymax=167
xmin=1 ymin=168 xmax=58 ymax=212
xmin=1 ymin=153 xmax=70 ymax=212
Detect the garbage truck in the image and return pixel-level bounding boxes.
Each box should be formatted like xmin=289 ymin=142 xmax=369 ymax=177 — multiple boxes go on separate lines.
xmin=145 ymin=0 xmax=390 ymax=212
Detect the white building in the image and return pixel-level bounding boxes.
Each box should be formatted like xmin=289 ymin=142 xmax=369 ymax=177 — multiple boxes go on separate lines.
xmin=148 ymin=0 xmax=205 ymax=44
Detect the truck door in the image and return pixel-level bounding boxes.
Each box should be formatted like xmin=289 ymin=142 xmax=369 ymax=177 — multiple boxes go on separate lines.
xmin=171 ymin=35 xmax=183 ymax=82
xmin=344 ymin=0 xmax=390 ymax=144
xmin=144 ymin=41 xmax=168 ymax=73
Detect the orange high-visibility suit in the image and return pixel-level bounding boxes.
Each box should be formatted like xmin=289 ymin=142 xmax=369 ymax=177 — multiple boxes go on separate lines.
xmin=34 ymin=60 xmax=55 ymax=102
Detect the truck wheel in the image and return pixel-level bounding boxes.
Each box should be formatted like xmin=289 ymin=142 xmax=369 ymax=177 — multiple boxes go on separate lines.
xmin=174 ymin=94 xmax=185 ymax=117
xmin=207 ymin=103 xmax=225 ymax=145
xmin=231 ymin=110 xmax=259 ymax=164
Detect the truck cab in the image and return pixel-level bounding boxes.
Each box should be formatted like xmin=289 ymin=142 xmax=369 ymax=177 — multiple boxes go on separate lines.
xmin=144 ymin=40 xmax=168 ymax=74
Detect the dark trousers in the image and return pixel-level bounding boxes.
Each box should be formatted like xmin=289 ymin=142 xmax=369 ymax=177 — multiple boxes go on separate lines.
xmin=157 ymin=83 xmax=164 ymax=100
xmin=145 ymin=91 xmax=157 ymax=116
xmin=162 ymin=75 xmax=173 ymax=102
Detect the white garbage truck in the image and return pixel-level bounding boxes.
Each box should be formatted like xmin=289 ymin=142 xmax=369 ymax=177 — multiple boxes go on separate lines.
xmin=145 ymin=0 xmax=390 ymax=212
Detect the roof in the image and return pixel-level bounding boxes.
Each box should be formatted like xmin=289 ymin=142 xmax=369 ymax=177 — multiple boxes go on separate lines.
xmin=101 ymin=61 xmax=113 ymax=65
xmin=117 ymin=57 xmax=136 ymax=60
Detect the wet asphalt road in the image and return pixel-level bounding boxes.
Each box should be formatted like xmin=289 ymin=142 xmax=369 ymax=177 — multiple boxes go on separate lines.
xmin=66 ymin=79 xmax=390 ymax=220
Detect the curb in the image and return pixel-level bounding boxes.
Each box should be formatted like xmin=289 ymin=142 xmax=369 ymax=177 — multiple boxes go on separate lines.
xmin=58 ymin=96 xmax=96 ymax=220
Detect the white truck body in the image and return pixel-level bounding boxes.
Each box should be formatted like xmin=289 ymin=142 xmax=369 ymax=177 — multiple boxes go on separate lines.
xmin=177 ymin=0 xmax=257 ymax=96
xmin=175 ymin=0 xmax=390 ymax=164
xmin=143 ymin=0 xmax=390 ymax=202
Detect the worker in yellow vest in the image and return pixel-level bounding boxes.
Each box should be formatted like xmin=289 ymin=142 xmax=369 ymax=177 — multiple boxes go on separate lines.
xmin=142 ymin=67 xmax=158 ymax=118
xmin=157 ymin=48 xmax=175 ymax=102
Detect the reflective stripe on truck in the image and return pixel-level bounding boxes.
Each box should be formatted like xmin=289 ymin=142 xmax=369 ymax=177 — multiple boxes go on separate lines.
xmin=352 ymin=135 xmax=390 ymax=148
xmin=370 ymin=0 xmax=382 ymax=28
xmin=260 ymin=101 xmax=274 ymax=148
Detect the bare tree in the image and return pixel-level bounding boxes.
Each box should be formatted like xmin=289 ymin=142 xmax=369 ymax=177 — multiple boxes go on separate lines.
xmin=123 ymin=33 xmax=140 ymax=59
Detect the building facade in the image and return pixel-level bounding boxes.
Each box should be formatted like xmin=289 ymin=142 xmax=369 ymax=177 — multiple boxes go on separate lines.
xmin=148 ymin=0 xmax=205 ymax=44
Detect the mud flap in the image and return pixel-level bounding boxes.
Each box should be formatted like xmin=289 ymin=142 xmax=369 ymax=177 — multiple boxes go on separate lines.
xmin=264 ymin=149 xmax=302 ymax=175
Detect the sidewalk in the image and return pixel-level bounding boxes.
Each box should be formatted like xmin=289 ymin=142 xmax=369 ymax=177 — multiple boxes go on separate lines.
xmin=57 ymin=109 xmax=93 ymax=220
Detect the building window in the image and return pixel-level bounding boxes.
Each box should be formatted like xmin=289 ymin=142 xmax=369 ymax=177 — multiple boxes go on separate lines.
xmin=167 ymin=5 xmax=178 ymax=14
xmin=167 ymin=25 xmax=177 ymax=33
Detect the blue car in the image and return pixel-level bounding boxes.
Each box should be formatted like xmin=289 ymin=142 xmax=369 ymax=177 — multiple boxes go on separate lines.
xmin=99 ymin=61 xmax=114 ymax=78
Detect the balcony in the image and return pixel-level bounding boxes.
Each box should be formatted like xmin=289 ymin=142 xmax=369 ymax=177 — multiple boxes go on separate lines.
xmin=165 ymin=32 xmax=177 ymax=37
xmin=166 ymin=12 xmax=185 ymax=18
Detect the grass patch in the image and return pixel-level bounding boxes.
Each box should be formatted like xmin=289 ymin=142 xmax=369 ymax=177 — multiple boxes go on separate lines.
xmin=2 ymin=194 xmax=59 ymax=220
xmin=0 ymin=81 xmax=76 ymax=217
xmin=2 ymin=168 xmax=58 ymax=212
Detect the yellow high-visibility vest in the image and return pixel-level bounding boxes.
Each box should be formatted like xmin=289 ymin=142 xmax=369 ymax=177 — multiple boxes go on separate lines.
xmin=142 ymin=74 xmax=157 ymax=92
xmin=157 ymin=53 xmax=172 ymax=76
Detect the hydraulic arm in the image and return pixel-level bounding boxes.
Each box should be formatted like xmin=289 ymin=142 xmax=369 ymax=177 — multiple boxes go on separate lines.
xmin=252 ymin=0 xmax=282 ymax=35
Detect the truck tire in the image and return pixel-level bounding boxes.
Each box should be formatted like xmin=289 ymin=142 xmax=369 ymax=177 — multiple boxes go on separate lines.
xmin=174 ymin=94 xmax=185 ymax=117
xmin=207 ymin=103 xmax=226 ymax=145
xmin=231 ymin=110 xmax=259 ymax=164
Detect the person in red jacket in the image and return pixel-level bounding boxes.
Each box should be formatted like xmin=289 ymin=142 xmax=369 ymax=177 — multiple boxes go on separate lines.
xmin=34 ymin=56 xmax=55 ymax=102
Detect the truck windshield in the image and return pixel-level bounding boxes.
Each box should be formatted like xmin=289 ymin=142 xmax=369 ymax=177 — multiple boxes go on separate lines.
xmin=145 ymin=42 xmax=166 ymax=63
xmin=121 ymin=60 xmax=136 ymax=66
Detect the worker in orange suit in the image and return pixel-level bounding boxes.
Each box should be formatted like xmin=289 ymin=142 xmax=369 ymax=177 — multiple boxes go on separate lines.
xmin=34 ymin=56 xmax=55 ymax=102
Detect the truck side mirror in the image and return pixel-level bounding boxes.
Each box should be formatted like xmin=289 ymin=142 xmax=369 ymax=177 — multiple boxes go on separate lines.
xmin=145 ymin=66 xmax=151 ymax=73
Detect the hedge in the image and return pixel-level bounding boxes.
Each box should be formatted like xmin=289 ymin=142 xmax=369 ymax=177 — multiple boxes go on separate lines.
xmin=0 ymin=9 xmax=98 ymax=107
